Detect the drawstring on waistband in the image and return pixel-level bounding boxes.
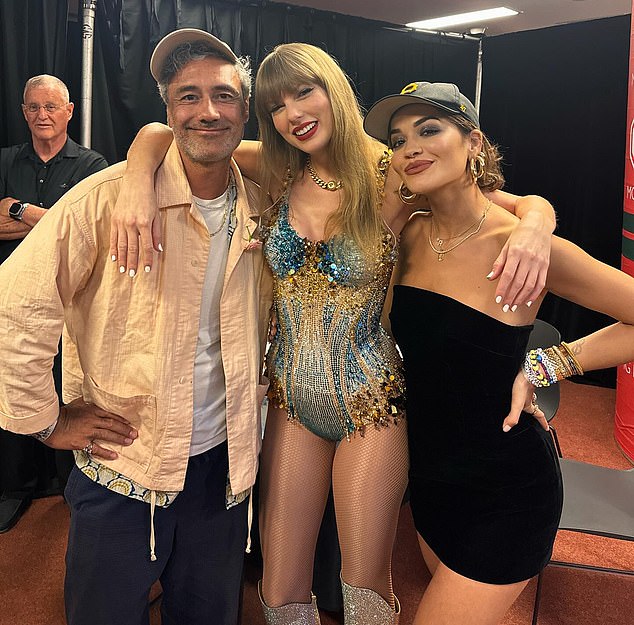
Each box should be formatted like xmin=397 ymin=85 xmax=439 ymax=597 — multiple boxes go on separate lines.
xmin=245 ymin=488 xmax=253 ymax=554
xmin=149 ymin=490 xmax=157 ymax=561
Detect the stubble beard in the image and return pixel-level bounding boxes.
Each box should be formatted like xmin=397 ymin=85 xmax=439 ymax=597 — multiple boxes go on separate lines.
xmin=173 ymin=126 xmax=242 ymax=166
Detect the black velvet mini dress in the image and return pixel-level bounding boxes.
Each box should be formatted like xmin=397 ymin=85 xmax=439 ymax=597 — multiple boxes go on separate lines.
xmin=391 ymin=285 xmax=563 ymax=585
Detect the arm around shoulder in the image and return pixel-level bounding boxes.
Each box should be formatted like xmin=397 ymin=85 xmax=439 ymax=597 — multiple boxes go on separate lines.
xmin=233 ymin=140 xmax=262 ymax=183
xmin=486 ymin=192 xmax=556 ymax=308
xmin=489 ymin=190 xmax=556 ymax=230
xmin=126 ymin=122 xmax=173 ymax=174
xmin=110 ymin=123 xmax=174 ymax=273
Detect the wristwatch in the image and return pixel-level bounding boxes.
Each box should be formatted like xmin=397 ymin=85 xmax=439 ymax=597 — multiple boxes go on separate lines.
xmin=8 ymin=201 xmax=28 ymax=221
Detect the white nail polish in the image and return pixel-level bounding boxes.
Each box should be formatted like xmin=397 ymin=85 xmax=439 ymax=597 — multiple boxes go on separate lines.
xmin=129 ymin=269 xmax=136 ymax=278
xmin=503 ymin=304 xmax=510 ymax=313
xmin=111 ymin=254 xmax=116 ymax=262
xmin=503 ymin=424 xmax=511 ymax=432
xmin=495 ymin=295 xmax=502 ymax=304
xmin=119 ymin=266 xmax=125 ymax=274
xmin=526 ymin=300 xmax=533 ymax=307
xmin=486 ymin=271 xmax=494 ymax=280
xmin=511 ymin=305 xmax=518 ymax=312
xmin=144 ymin=265 xmax=151 ymax=273
xmin=158 ymin=243 xmax=164 ymax=252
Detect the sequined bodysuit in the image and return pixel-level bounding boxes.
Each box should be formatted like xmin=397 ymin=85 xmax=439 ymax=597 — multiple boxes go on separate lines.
xmin=264 ymin=199 xmax=405 ymax=441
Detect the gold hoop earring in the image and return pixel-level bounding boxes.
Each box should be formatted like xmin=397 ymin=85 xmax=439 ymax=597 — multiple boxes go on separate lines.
xmin=398 ymin=182 xmax=418 ymax=204
xmin=470 ymin=153 xmax=486 ymax=183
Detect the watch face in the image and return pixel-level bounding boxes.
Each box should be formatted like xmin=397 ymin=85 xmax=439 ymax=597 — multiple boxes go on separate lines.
xmin=8 ymin=202 xmax=25 ymax=220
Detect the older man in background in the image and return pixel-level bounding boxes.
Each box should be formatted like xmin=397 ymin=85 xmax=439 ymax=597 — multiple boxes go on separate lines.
xmin=0 ymin=74 xmax=107 ymax=533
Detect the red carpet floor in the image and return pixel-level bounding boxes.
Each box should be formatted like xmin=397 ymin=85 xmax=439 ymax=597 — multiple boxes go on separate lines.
xmin=1 ymin=381 xmax=632 ymax=625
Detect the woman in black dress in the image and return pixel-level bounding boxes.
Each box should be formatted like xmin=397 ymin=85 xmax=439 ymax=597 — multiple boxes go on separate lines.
xmin=364 ymin=82 xmax=634 ymax=624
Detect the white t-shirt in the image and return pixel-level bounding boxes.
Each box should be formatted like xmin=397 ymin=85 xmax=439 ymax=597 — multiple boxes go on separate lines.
xmin=189 ymin=189 xmax=233 ymax=456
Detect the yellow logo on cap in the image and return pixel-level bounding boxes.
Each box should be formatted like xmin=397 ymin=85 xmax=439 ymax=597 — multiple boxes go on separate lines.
xmin=460 ymin=104 xmax=467 ymax=112
xmin=400 ymin=82 xmax=419 ymax=95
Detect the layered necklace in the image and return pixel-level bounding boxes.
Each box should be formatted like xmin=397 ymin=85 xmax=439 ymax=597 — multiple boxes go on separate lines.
xmin=429 ymin=199 xmax=492 ymax=261
xmin=207 ymin=195 xmax=231 ymax=237
xmin=195 ymin=171 xmax=237 ymax=239
xmin=306 ymin=156 xmax=343 ymax=191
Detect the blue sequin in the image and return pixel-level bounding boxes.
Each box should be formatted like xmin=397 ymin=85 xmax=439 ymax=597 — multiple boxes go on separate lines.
xmin=264 ymin=199 xmax=405 ymax=441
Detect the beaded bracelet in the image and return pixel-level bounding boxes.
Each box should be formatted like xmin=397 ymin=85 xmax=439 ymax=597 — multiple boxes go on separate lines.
xmin=523 ymin=343 xmax=584 ymax=387
xmin=29 ymin=419 xmax=58 ymax=442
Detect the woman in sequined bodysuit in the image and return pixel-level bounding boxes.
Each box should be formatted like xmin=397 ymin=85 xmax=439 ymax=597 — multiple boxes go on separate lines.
xmin=110 ymin=42 xmax=557 ymax=625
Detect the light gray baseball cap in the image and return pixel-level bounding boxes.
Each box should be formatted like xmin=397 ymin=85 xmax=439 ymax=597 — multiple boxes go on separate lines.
xmin=150 ymin=28 xmax=238 ymax=81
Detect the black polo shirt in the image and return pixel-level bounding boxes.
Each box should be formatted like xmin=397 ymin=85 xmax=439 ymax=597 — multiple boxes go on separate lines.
xmin=0 ymin=137 xmax=108 ymax=263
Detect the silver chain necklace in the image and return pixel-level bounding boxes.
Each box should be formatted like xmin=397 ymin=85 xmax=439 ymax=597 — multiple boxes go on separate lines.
xmin=199 ymin=172 xmax=236 ymax=238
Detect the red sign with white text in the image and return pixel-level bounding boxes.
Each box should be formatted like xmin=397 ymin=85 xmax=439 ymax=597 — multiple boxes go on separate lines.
xmin=615 ymin=5 xmax=634 ymax=461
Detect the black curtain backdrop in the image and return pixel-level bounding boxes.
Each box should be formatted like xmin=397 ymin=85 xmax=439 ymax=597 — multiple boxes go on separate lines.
xmin=482 ymin=16 xmax=630 ymax=386
xmin=75 ymin=0 xmax=478 ymax=162
xmin=0 ymin=2 xmax=630 ymax=387
xmin=0 ymin=1 xmax=70 ymax=146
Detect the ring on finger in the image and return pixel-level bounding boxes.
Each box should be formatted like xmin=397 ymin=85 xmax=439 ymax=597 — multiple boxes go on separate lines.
xmin=82 ymin=441 xmax=93 ymax=455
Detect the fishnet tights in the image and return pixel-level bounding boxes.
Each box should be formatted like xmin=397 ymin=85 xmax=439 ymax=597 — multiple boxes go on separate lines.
xmin=259 ymin=407 xmax=409 ymax=610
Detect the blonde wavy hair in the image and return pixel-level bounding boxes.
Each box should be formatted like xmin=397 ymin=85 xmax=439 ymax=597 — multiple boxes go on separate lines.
xmin=254 ymin=43 xmax=385 ymax=253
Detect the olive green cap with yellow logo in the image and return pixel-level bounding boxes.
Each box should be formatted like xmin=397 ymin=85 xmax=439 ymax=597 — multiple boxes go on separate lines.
xmin=364 ymin=81 xmax=479 ymax=143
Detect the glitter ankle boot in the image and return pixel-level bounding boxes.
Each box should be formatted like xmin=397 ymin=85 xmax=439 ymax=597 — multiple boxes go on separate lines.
xmin=341 ymin=576 xmax=400 ymax=625
xmin=258 ymin=580 xmax=321 ymax=625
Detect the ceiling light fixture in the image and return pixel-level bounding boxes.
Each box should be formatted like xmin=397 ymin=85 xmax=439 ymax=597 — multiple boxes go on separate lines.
xmin=407 ymin=7 xmax=519 ymax=31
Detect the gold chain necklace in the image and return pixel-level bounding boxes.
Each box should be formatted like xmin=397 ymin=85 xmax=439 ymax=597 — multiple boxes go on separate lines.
xmin=428 ymin=199 xmax=491 ymax=261
xmin=306 ymin=156 xmax=343 ymax=191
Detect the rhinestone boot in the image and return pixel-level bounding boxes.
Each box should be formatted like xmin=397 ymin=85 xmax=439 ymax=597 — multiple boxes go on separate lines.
xmin=259 ymin=580 xmax=321 ymax=625
xmin=341 ymin=576 xmax=400 ymax=625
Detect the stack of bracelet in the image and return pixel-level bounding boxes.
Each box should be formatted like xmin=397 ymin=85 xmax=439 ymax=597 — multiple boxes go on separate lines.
xmin=523 ymin=342 xmax=584 ymax=387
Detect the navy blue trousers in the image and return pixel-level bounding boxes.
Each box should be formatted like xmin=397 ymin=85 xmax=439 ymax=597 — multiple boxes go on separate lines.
xmin=64 ymin=442 xmax=248 ymax=625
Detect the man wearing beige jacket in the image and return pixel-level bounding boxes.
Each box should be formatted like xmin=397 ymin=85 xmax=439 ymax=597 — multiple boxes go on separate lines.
xmin=0 ymin=29 xmax=271 ymax=625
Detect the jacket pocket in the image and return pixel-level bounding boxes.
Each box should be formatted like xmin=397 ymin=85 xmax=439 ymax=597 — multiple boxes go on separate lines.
xmin=82 ymin=376 xmax=157 ymax=472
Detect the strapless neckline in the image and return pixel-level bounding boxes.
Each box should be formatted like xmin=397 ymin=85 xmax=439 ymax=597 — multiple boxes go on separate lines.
xmin=393 ymin=284 xmax=533 ymax=332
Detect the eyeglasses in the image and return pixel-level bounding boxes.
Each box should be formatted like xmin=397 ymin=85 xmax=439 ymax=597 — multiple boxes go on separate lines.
xmin=23 ymin=103 xmax=65 ymax=114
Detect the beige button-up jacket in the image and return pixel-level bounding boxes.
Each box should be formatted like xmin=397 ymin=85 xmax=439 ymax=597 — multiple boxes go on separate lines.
xmin=0 ymin=143 xmax=272 ymax=495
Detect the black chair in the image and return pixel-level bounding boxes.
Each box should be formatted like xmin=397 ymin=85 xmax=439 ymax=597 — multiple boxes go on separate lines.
xmin=527 ymin=319 xmax=562 ymax=457
xmin=531 ymin=458 xmax=634 ymax=623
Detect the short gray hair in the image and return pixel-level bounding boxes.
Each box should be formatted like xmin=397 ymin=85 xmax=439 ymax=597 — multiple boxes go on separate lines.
xmin=157 ymin=42 xmax=252 ymax=105
xmin=23 ymin=74 xmax=70 ymax=103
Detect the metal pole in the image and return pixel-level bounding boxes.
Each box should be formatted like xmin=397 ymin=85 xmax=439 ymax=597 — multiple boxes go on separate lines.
xmin=80 ymin=0 xmax=97 ymax=148
xmin=474 ymin=36 xmax=484 ymax=114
